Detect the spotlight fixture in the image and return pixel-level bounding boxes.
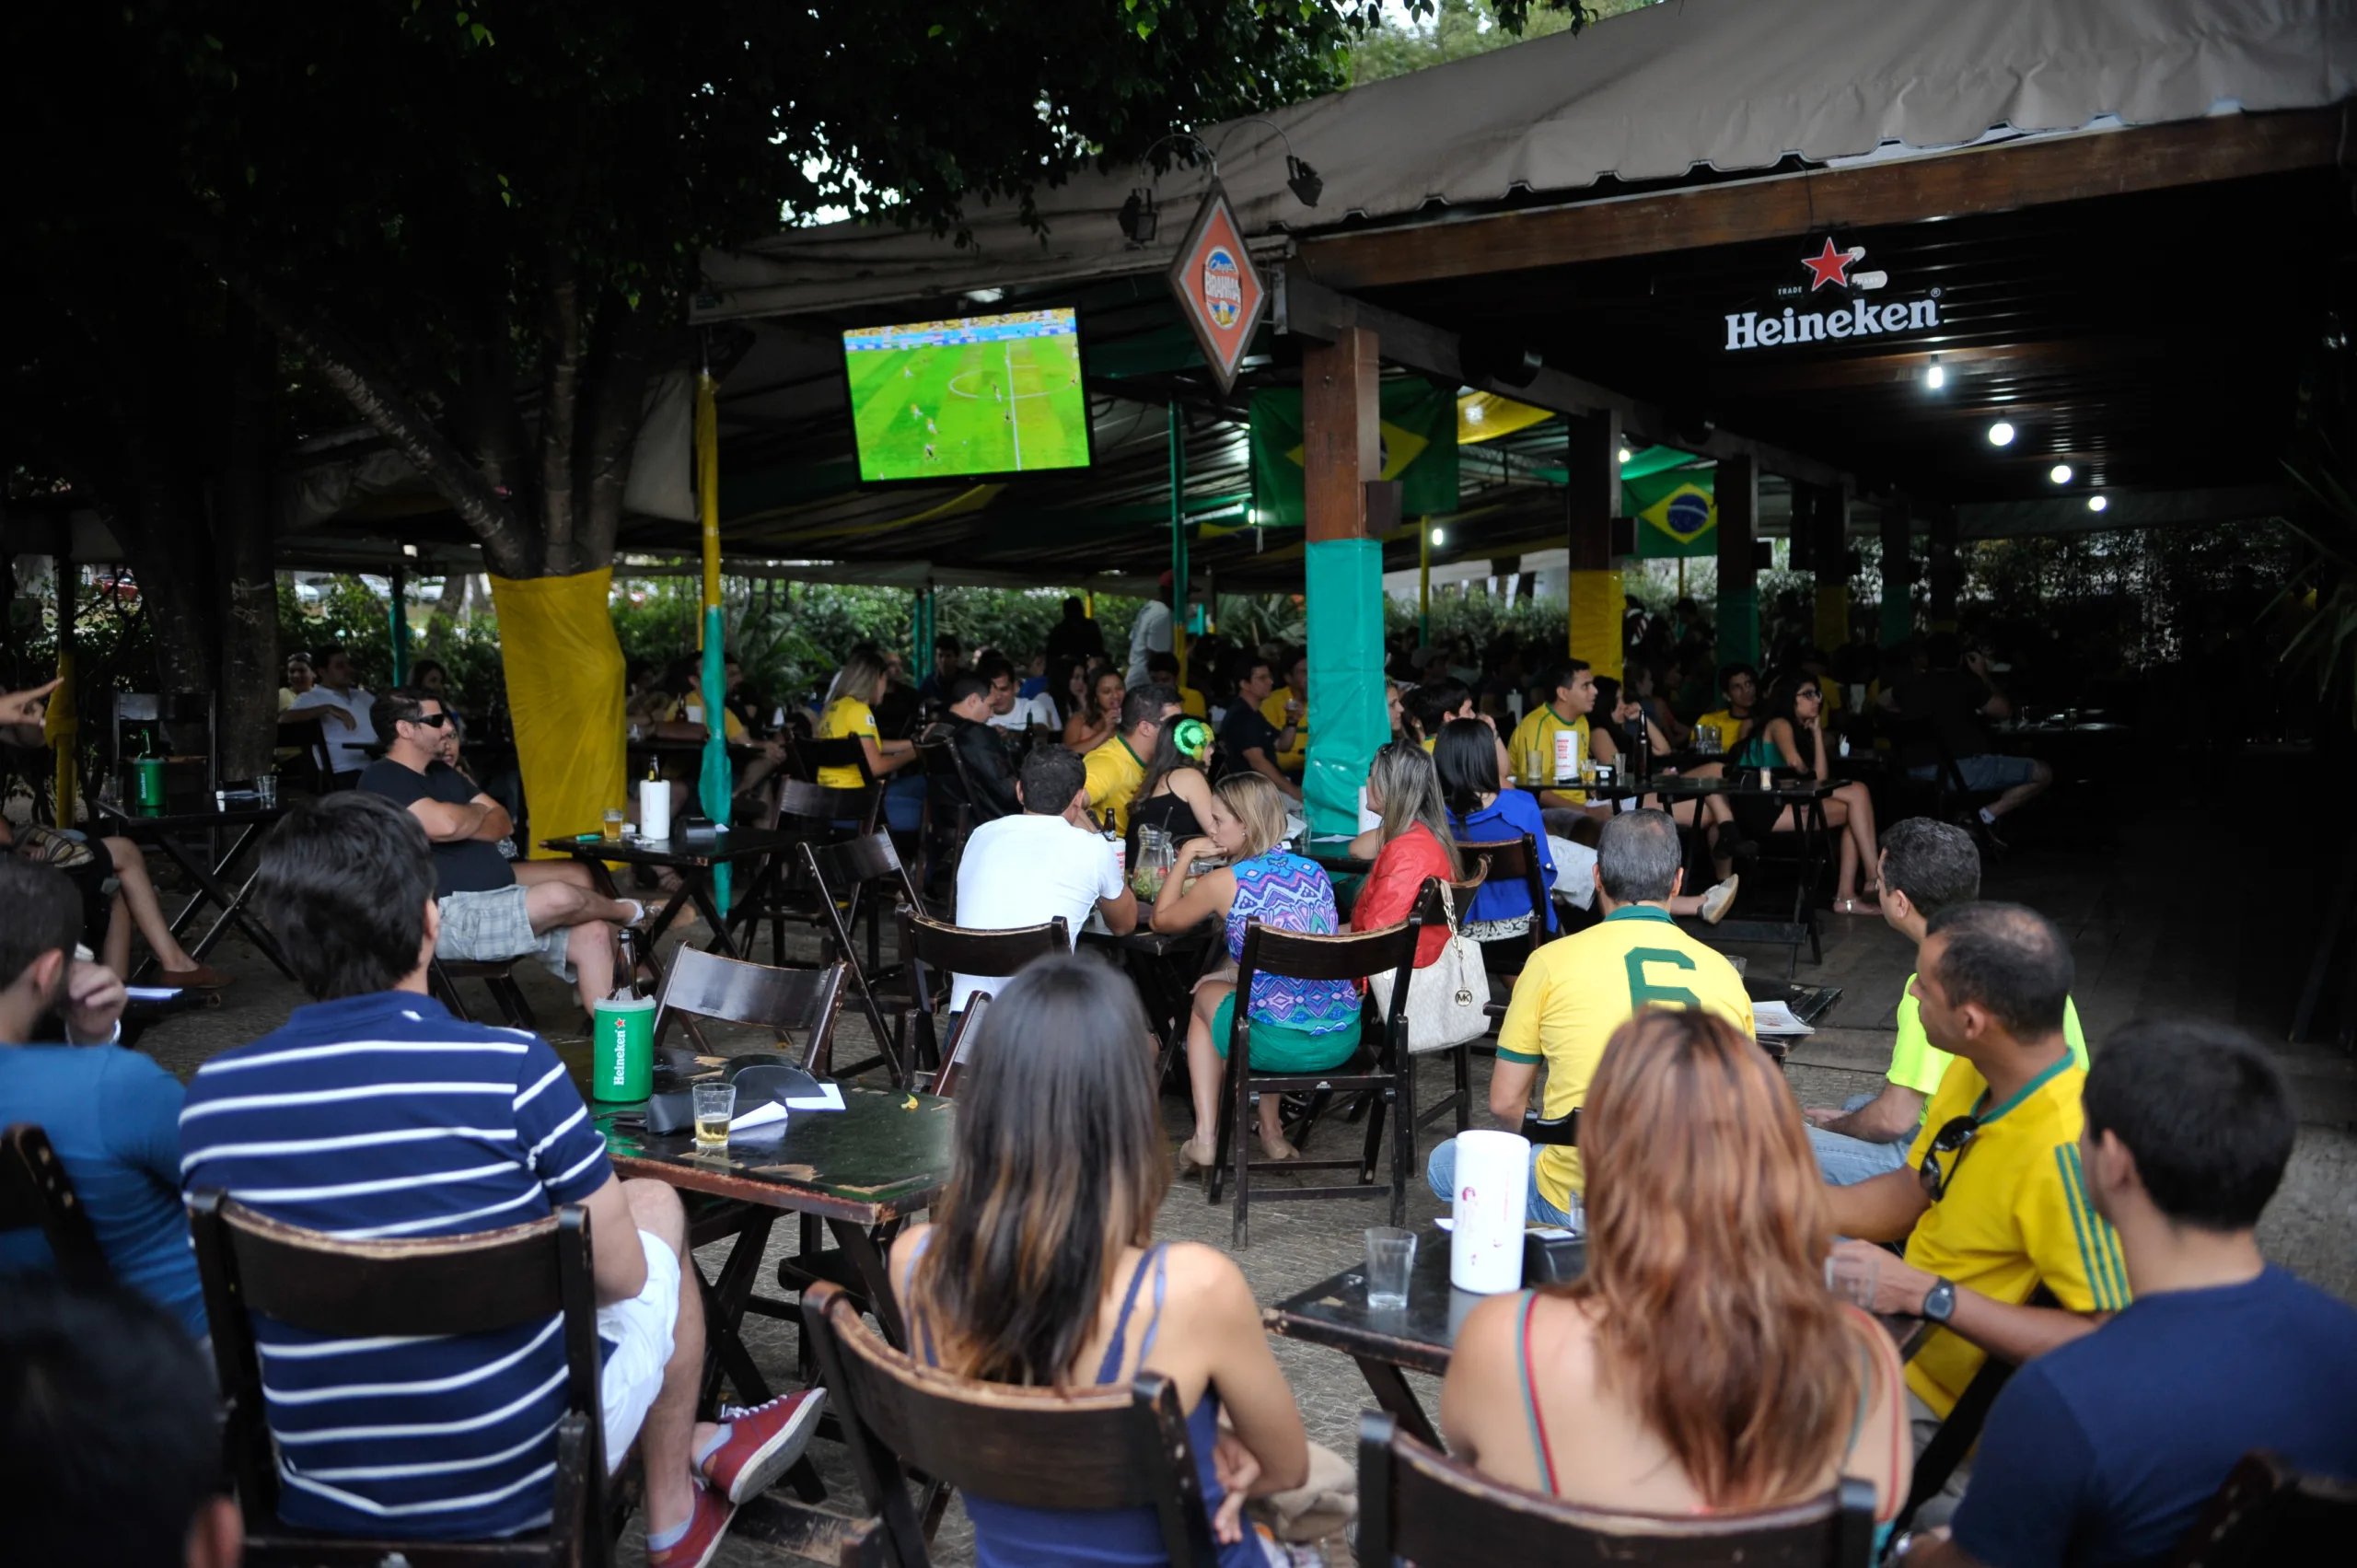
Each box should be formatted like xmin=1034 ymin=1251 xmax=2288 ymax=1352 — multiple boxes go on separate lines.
xmin=1464 ymin=403 xmax=1484 ymax=424
xmin=1285 ymin=155 xmax=1323 ymax=208
xmin=2049 ymin=462 xmax=2073 ymax=484
xmin=2087 ymin=494 xmax=2108 ymax=513
xmin=1925 ymin=354 xmax=1946 ymax=389
xmin=1117 ymin=188 xmax=1159 ymax=245
xmin=1617 ymin=445 xmax=1633 ymax=463
xmin=1987 ymin=421 xmax=2015 ymax=447
xmin=1430 ymin=526 xmax=1447 ymax=547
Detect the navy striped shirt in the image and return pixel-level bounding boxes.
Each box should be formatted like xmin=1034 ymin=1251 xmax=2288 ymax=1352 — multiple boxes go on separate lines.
xmin=178 ymin=992 xmax=614 ymax=1539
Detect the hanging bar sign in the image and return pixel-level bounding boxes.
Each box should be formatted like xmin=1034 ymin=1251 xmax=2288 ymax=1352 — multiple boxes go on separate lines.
xmin=1723 ymin=237 xmax=1940 ymax=351
xmin=1167 ymin=180 xmax=1266 ymax=394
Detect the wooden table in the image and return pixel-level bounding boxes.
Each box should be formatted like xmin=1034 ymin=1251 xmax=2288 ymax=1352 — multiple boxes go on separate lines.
xmin=1265 ymin=1231 xmax=1923 ymax=1451
xmin=540 ymin=825 xmax=807 ymax=981
xmin=96 ymin=799 xmax=296 ymax=981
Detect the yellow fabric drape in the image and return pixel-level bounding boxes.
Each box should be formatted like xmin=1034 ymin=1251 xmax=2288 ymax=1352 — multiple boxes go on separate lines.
xmin=487 ymin=570 xmax=626 ymax=857
xmin=1568 ymin=569 xmax=1623 ymax=681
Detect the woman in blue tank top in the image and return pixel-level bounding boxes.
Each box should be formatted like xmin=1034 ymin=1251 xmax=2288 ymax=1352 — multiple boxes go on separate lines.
xmin=888 ymin=955 xmax=1310 ymax=1568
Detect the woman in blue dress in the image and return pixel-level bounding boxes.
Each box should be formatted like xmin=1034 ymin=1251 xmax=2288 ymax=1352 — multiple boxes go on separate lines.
xmin=888 ymin=957 xmax=1309 ymax=1568
xmin=1434 ymin=716 xmax=1559 ymax=970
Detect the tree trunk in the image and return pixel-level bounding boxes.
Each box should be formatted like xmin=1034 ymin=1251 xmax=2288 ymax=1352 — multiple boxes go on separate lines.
xmin=216 ymin=303 xmax=280 ymax=779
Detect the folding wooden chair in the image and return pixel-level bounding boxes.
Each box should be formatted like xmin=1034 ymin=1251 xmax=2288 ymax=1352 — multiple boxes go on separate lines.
xmin=785 ymin=738 xmax=883 ymax=835
xmin=0 ymin=1123 xmax=110 ymax=1288
xmin=650 ymin=947 xmax=848 ymax=1072
xmin=1209 ymin=915 xmax=1422 ymax=1248
xmin=2167 ymin=1449 xmax=2357 ymax=1567
xmin=898 ymin=907 xmax=1067 ymax=1078
xmin=800 ymin=835 xmax=928 ymax=1086
xmin=802 ymin=1279 xmax=1225 ymax=1568
xmin=1360 ymin=1410 xmax=1875 ymax=1567
xmin=188 ymin=1191 xmax=621 ymax=1568
xmin=732 ymin=777 xmax=882 ymax=967
xmin=1463 ymin=830 xmax=1552 ymax=969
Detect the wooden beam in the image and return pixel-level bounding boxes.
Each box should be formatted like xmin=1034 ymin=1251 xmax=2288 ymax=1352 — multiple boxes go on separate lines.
xmin=1301 ymin=110 xmax=2342 ymax=293
xmin=1283 ymin=268 xmax=1847 ymax=489
xmin=1717 ymin=455 xmax=1760 ymax=665
xmin=1303 ymin=326 xmax=1380 ymax=541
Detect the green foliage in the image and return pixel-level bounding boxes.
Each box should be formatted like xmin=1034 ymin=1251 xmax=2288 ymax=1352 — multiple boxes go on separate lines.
xmin=2277 ymin=453 xmax=2357 ymax=719
xmin=1350 ymin=0 xmax=1655 ymax=87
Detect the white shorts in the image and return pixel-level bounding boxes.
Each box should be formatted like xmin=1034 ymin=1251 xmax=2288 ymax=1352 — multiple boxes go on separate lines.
xmin=597 ymin=1227 xmax=681 ymax=1472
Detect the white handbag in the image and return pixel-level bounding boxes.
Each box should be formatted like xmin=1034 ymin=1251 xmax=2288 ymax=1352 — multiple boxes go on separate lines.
xmin=1370 ymin=881 xmax=1491 ymax=1054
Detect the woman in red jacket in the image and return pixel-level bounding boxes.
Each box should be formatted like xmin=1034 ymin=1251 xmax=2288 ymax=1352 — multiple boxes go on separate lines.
xmin=1349 ymin=740 xmax=1464 ymax=967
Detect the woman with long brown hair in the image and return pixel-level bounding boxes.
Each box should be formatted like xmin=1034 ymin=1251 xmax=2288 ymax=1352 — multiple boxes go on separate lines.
xmin=1439 ymin=1009 xmax=1910 ymax=1534
xmin=1062 ymin=661 xmax=1125 ymax=752
xmin=888 ymin=956 xmax=1308 ymax=1567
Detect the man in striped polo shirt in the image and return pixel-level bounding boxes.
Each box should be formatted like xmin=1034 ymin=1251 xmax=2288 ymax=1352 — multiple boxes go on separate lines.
xmin=180 ymin=795 xmax=819 ymax=1566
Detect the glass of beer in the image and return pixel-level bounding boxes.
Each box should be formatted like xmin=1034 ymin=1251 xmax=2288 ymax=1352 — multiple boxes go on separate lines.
xmin=602 ymin=807 xmax=626 ymax=842
xmin=692 ymin=1083 xmax=736 ymax=1149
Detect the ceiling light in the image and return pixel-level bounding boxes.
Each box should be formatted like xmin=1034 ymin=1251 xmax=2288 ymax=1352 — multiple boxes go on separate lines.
xmin=1284 ymin=155 xmax=1323 ymax=208
xmin=1617 ymin=445 xmax=1632 ymax=463
xmin=2049 ymin=463 xmax=2073 ymax=484
xmin=1987 ymin=421 xmax=2015 ymax=447
xmin=1430 ymin=527 xmax=1447 ymax=546
xmin=2087 ymin=494 xmax=2107 ymax=513
xmin=1464 ymin=403 xmax=1484 ymax=423
xmin=1924 ymin=355 xmax=1945 ymax=389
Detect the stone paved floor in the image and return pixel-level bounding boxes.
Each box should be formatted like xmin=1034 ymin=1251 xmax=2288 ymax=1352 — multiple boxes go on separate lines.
xmin=123 ymin=812 xmax=2357 ymax=1564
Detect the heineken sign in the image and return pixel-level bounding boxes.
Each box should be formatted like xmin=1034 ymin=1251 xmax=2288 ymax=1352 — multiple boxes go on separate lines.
xmin=1724 ymin=236 xmax=1939 ymax=351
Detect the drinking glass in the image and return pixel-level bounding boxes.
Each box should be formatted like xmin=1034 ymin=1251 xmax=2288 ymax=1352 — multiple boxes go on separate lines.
xmin=1364 ymin=1226 xmax=1417 ymax=1311
xmin=601 ymin=808 xmax=626 ymax=842
xmin=692 ymin=1082 xmax=737 ymax=1149
xmin=1826 ymin=1249 xmax=1879 ymax=1309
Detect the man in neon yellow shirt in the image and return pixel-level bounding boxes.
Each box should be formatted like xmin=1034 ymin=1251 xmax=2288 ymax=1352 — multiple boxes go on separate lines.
xmin=1504 ymin=657 xmax=1599 ymax=835
xmin=1424 ymin=810 xmax=1751 ymax=1222
xmin=1081 ymin=684 xmax=1179 ymax=836
xmin=1254 ymin=647 xmax=1309 ymax=774
xmin=1807 ymin=819 xmax=2087 ymax=1185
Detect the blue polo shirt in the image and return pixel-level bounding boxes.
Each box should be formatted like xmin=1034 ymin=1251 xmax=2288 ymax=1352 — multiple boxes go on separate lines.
xmin=179 ymin=991 xmax=615 ymax=1539
xmin=0 ymin=1041 xmax=206 ymax=1338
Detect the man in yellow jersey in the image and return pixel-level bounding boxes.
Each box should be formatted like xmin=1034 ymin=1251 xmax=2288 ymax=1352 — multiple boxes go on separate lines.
xmin=1081 ymin=684 xmax=1179 ymax=836
xmin=1806 ymin=819 xmax=2090 ymax=1185
xmin=1825 ymin=903 xmax=2128 ymax=1527
xmin=1143 ymin=651 xmax=1206 ymax=718
xmin=1691 ymin=662 xmax=1759 ymax=756
xmin=1424 ymin=809 xmax=1751 ymax=1224
xmin=1255 ymin=646 xmax=1310 ymax=774
xmin=1504 ymin=657 xmax=1601 ymax=838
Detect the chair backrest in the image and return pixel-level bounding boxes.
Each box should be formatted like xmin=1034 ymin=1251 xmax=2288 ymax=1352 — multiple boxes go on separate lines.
xmin=931 ymin=991 xmax=991 ymax=1100
xmin=901 ymin=909 xmax=1069 ymax=1013
xmin=2168 ymin=1449 xmax=2357 ymax=1568
xmin=1413 ymin=871 xmax=1489 ymax=935
xmin=1233 ymin=915 xmax=1422 ymax=1064
xmin=809 ymin=833 xmax=924 ymax=926
xmin=187 ymin=1191 xmax=604 ymax=1542
xmin=774 ymin=776 xmax=877 ymax=833
xmin=800 ymin=1280 xmax=1222 ymax=1568
xmin=795 ymin=736 xmax=877 ymax=785
xmin=1460 ymin=832 xmax=1552 ymax=947
xmin=655 ymin=947 xmax=848 ymax=1063
xmin=0 ymin=1123 xmax=111 ymax=1288
xmin=1359 ymin=1411 xmax=1875 ymax=1568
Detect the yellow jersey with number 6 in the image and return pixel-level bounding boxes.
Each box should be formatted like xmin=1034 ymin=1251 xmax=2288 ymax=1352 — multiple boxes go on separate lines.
xmin=1496 ymin=904 xmax=1754 ymax=1208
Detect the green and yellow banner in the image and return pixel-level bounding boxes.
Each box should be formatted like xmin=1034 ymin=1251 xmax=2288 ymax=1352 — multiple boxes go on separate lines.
xmin=1624 ymin=455 xmax=1716 ymax=559
xmin=1249 ymin=382 xmax=1459 ymax=525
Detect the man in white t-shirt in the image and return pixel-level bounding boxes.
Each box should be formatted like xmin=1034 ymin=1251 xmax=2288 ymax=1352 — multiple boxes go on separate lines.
xmin=950 ymin=745 xmax=1137 ymax=1010
xmin=1125 ymin=573 xmax=1176 ymax=688
xmin=284 ymin=645 xmax=379 ymax=784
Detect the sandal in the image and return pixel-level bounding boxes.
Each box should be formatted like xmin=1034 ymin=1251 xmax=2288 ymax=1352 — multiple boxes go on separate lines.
xmin=1832 ymin=897 xmax=1882 ymax=916
xmin=1258 ymin=1132 xmax=1301 ymax=1163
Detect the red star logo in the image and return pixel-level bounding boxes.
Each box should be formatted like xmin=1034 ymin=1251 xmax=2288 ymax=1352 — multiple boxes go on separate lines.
xmin=1802 ymin=237 xmax=1856 ymax=291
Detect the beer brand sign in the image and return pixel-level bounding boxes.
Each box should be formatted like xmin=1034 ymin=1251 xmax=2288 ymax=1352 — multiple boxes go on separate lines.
xmin=1167 ymin=180 xmax=1266 ymax=394
xmin=1723 ymin=237 xmax=1940 ymax=351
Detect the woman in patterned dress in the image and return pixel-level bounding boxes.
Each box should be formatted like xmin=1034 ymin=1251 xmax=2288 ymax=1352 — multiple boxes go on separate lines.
xmin=1150 ymin=772 xmax=1361 ymax=1169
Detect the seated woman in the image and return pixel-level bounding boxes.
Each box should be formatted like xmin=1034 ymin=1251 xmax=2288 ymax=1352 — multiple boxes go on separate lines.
xmin=814 ymin=648 xmax=923 ymax=833
xmin=1724 ymin=673 xmax=1881 ymax=913
xmin=1441 ymin=1009 xmax=1910 ymax=1539
xmin=1346 ymin=741 xmax=1463 ymax=967
xmin=1062 ymin=661 xmax=1125 ymax=753
xmin=1434 ymin=717 xmax=1559 ymax=967
xmin=889 ymin=957 xmax=1309 ymax=1567
xmin=0 ymin=820 xmax=226 ymax=987
xmin=1153 ymin=772 xmax=1362 ymax=1167
xmin=1125 ymin=714 xmax=1217 ymax=871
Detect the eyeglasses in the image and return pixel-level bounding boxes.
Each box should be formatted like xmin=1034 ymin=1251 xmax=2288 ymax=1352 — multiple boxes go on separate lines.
xmin=1918 ymin=1114 xmax=1981 ymax=1201
xmin=405 ymin=712 xmax=452 ymax=729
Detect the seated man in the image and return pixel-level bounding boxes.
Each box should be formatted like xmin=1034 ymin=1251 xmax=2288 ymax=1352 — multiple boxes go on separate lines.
xmin=1144 ymin=649 xmax=1206 ymax=717
xmin=1827 ymin=902 xmax=2130 ymax=1527
xmin=3 ymin=1274 xmax=240 ymax=1568
xmin=284 ymin=645 xmax=379 ymax=786
xmin=1890 ymin=634 xmax=2051 ymax=844
xmin=1082 ymin=682 xmax=1180 ymax=837
xmin=1902 ymin=1019 xmax=2357 ymax=1568
xmin=935 ymin=671 xmax=1020 ymax=823
xmin=950 ymin=745 xmax=1136 ymax=1011
xmin=1691 ymin=662 xmax=1759 ymax=755
xmin=180 ymin=795 xmax=819 ymax=1562
xmin=1426 ymin=810 xmax=1752 ymax=1225
xmin=1220 ymin=656 xmax=1301 ymax=800
xmin=1254 ymin=647 xmax=1311 ymax=774
xmin=0 ymin=858 xmax=205 ymax=1338
xmin=1805 ymin=819 xmax=2087 ymax=1185
xmin=1504 ymin=656 xmax=1600 ymax=836
xmin=361 ymin=687 xmax=638 ymax=1018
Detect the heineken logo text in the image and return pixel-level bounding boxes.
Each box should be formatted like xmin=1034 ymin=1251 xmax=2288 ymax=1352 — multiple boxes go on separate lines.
xmin=1724 ymin=296 xmax=1938 ymax=351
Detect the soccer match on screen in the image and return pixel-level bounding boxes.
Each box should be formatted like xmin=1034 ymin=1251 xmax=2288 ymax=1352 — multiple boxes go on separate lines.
xmin=842 ymin=308 xmax=1091 ymax=482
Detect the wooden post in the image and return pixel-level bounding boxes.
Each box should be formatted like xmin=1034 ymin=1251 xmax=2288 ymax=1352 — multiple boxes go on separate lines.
xmin=1811 ymin=482 xmax=1852 ymax=651
xmin=1564 ymin=411 xmax=1622 ymax=679
xmin=1715 ymin=454 xmax=1759 ymax=666
xmin=1880 ymin=498 xmax=1915 ymax=647
xmin=1418 ymin=518 xmax=1431 ymax=645
xmin=1168 ymin=400 xmax=1189 ymax=677
xmin=1298 ymin=324 xmax=1386 ymax=841
xmin=1302 ymin=327 xmax=1379 ymax=542
xmin=53 ymin=555 xmax=76 ymax=820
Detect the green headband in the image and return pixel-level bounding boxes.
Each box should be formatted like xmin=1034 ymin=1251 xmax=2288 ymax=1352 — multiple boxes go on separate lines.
xmin=1173 ymin=716 xmax=1212 ymax=761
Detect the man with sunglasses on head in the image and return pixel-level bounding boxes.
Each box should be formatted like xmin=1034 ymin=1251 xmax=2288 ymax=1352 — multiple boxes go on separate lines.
xmin=363 ymin=688 xmax=643 ymax=1019
xmin=1824 ymin=902 xmax=2129 ymax=1528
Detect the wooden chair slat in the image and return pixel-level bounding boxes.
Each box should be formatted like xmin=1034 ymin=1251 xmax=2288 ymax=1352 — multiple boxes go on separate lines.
xmin=0 ymin=1122 xmax=111 ymax=1289
xmin=654 ymin=947 xmax=848 ymax=1073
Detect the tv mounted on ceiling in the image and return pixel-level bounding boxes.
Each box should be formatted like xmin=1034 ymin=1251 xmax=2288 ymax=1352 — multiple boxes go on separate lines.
xmin=842 ymin=307 xmax=1093 ymax=483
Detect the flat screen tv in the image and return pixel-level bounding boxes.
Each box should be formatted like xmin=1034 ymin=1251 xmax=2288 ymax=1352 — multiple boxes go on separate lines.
xmin=842 ymin=308 xmax=1093 ymax=483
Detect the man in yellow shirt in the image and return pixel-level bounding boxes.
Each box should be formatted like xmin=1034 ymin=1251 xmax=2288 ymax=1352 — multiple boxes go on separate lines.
xmin=1825 ymin=902 xmax=2127 ymax=1525
xmin=1144 ymin=652 xmax=1206 ymax=718
xmin=1254 ymin=647 xmax=1309 ymax=774
xmin=1424 ymin=809 xmax=1753 ymax=1223
xmin=1504 ymin=657 xmax=1600 ymax=834
xmin=1081 ymin=683 xmax=1179 ymax=836
xmin=1690 ymin=663 xmax=1758 ymax=756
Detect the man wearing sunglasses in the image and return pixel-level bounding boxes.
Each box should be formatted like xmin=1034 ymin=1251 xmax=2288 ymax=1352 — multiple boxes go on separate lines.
xmin=363 ymin=689 xmax=642 ymax=1018
xmin=1824 ymin=902 xmax=2129 ymax=1527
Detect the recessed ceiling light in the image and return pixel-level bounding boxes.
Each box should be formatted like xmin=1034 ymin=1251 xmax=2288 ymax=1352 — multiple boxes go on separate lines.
xmin=2049 ymin=463 xmax=2073 ymax=484
xmin=1430 ymin=526 xmax=1447 ymax=546
xmin=1617 ymin=446 xmax=1632 ymax=463
xmin=2086 ymin=494 xmax=2108 ymax=513
xmin=1987 ymin=421 xmax=2015 ymax=447
xmin=1925 ymin=354 xmax=1945 ymax=389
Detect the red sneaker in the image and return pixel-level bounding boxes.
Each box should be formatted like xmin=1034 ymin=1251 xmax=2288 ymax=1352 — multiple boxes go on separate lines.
xmin=698 ymin=1388 xmax=828 ymax=1504
xmin=646 ymin=1483 xmax=737 ymax=1568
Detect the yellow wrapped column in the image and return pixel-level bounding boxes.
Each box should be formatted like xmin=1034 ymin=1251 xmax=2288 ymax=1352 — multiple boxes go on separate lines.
xmin=1565 ymin=411 xmax=1622 ymax=679
xmin=1568 ymin=570 xmax=1623 ymax=681
xmin=487 ymin=570 xmax=627 ymax=856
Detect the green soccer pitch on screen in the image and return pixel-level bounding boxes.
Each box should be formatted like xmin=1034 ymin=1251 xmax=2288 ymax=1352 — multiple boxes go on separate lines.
xmin=842 ymin=308 xmax=1093 ymax=482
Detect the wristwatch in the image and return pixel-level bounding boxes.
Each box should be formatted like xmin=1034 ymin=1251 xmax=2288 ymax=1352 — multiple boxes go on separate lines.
xmin=1922 ymin=1276 xmax=1958 ymax=1325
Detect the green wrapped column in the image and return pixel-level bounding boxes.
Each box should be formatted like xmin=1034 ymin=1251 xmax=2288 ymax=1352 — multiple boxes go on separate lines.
xmin=1304 ymin=538 xmax=1387 ymax=842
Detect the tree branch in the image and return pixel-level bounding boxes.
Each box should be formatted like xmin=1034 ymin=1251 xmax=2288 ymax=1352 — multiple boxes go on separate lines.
xmin=538 ymin=260 xmax=584 ymax=575
xmin=580 ymin=292 xmax=667 ymax=568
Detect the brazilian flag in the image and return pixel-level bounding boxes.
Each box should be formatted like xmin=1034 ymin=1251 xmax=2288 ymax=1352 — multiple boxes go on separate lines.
xmin=1248 ymin=382 xmax=1459 ymax=526
xmin=1624 ymin=455 xmax=1715 ymax=558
